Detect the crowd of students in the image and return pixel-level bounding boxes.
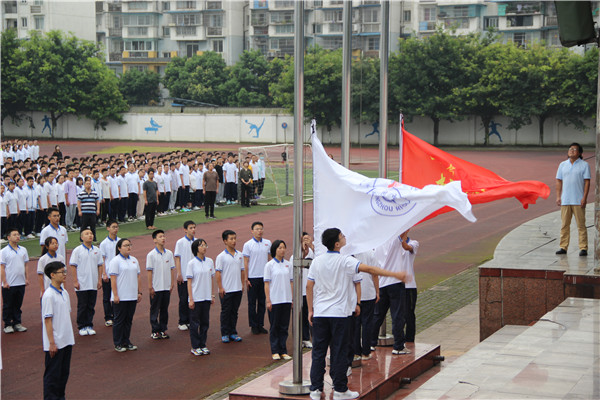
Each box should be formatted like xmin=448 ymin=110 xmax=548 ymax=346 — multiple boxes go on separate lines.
xmin=0 ymin=139 xmax=268 ymax=243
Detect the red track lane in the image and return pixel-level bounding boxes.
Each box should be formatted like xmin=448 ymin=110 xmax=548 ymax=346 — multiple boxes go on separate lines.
xmin=2 ymin=140 xmax=592 ymax=399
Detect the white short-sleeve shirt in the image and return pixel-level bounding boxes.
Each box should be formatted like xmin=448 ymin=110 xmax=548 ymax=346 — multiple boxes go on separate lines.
xmin=108 ymin=254 xmax=140 ymax=301
xmin=99 ymin=236 xmax=120 ymax=270
xmin=174 ymin=236 xmax=196 ymax=282
xmin=69 ymin=244 xmax=103 ymax=291
xmin=307 ymin=251 xmax=360 ymax=318
xmin=354 ymin=249 xmax=378 ymax=301
xmin=37 ymin=253 xmax=66 ymax=291
xmin=377 ymin=236 xmax=417 ymax=289
xmin=0 ymin=245 xmax=29 ymax=286
xmin=264 ymin=258 xmax=293 ymax=305
xmin=215 ymin=249 xmax=244 ymax=293
xmin=40 ymin=224 xmax=68 ymax=261
xmin=242 ymin=237 xmax=272 ymax=279
xmin=146 ymin=247 xmax=175 ymax=292
xmin=41 ymin=285 xmax=75 ymax=351
xmin=186 ymin=256 xmax=215 ymax=302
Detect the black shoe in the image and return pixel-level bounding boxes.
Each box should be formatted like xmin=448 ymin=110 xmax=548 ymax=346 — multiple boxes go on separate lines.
xmin=258 ymin=327 xmax=268 ymax=334
xmin=579 ymin=250 xmax=588 ymax=256
xmin=555 ymin=248 xmax=567 ymax=255
xmin=251 ymin=327 xmax=260 ymax=335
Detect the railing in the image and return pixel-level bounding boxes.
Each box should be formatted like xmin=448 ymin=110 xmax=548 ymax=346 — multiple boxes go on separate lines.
xmin=545 ymin=16 xmax=558 ymax=26
xmin=109 ymin=52 xmax=123 ymax=61
xmin=126 ymin=51 xmax=149 ymax=58
xmin=362 ymin=23 xmax=380 ymax=32
xmin=109 ymin=27 xmax=122 ymax=37
xmin=108 ymin=3 xmax=122 ymax=12
xmin=206 ymin=26 xmax=222 ymax=36
xmin=30 ymin=5 xmax=42 ymax=13
xmin=253 ymin=26 xmax=268 ymax=35
xmin=206 ymin=1 xmax=221 ymax=10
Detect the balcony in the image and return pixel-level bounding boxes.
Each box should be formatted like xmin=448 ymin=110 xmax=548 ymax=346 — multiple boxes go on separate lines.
xmin=362 ymin=23 xmax=380 ymax=33
xmin=123 ymin=26 xmax=159 ymax=38
xmin=545 ymin=16 xmax=558 ymax=26
xmin=206 ymin=26 xmax=222 ymax=36
xmin=4 ymin=2 xmax=17 ymax=14
xmin=96 ymin=2 xmax=104 ymax=13
xmin=30 ymin=5 xmax=42 ymax=13
xmin=109 ymin=52 xmax=123 ymax=61
xmin=419 ymin=21 xmax=436 ymax=31
xmin=206 ymin=1 xmax=221 ymax=10
xmin=109 ymin=27 xmax=123 ymax=37
xmin=108 ymin=3 xmax=122 ymax=12
xmin=253 ymin=26 xmax=268 ymax=35
xmin=251 ymin=17 xmax=268 ymax=26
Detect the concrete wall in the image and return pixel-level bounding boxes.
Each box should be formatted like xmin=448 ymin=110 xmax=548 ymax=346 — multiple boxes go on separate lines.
xmin=2 ymin=111 xmax=595 ymax=147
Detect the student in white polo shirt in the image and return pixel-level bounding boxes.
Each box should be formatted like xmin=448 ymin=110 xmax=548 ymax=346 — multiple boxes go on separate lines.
xmin=41 ymin=261 xmax=75 ymax=400
xmin=147 ymin=229 xmax=175 ymax=340
xmin=39 ymin=207 xmax=68 ymax=261
xmin=264 ymin=240 xmax=293 ymax=361
xmin=242 ymin=221 xmax=271 ymax=335
xmin=1 ymin=228 xmax=29 ymax=334
xmin=307 ymin=228 xmax=409 ymax=400
xmin=99 ymin=220 xmax=120 ymax=327
xmin=215 ymin=229 xmax=246 ymax=343
xmin=174 ymin=220 xmax=196 ymax=331
xmin=69 ymin=228 xmax=103 ymax=336
xmin=109 ymin=238 xmax=142 ymax=352
xmin=186 ymin=238 xmax=215 ymax=356
xmin=353 ymin=249 xmax=379 ymax=361
xmin=37 ymin=236 xmax=65 ymax=297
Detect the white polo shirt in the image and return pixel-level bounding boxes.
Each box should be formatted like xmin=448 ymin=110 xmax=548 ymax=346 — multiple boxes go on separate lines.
xmin=215 ymin=249 xmax=244 ymax=293
xmin=354 ymin=249 xmax=378 ymax=301
xmin=264 ymin=258 xmax=293 ymax=305
xmin=0 ymin=244 xmax=29 ymax=286
xmin=40 ymin=224 xmax=68 ymax=261
xmin=307 ymin=251 xmax=360 ymax=318
xmin=37 ymin=253 xmax=66 ymax=291
xmin=146 ymin=247 xmax=175 ymax=292
xmin=403 ymin=240 xmax=419 ymax=290
xmin=186 ymin=256 xmax=215 ymax=302
xmin=69 ymin=244 xmax=103 ymax=291
xmin=174 ymin=235 xmax=196 ymax=282
xmin=377 ymin=236 xmax=416 ymax=289
xmin=125 ymin=172 xmax=140 ymax=194
xmin=108 ymin=254 xmax=140 ymax=302
xmin=223 ymin=162 xmax=237 ymax=183
xmin=42 ymin=285 xmax=75 ymax=351
xmin=5 ymin=190 xmax=18 ymax=214
xmin=242 ymin=237 xmax=272 ymax=279
xmin=99 ymin=235 xmax=120 ymax=271
xmin=179 ymin=164 xmax=190 ymax=186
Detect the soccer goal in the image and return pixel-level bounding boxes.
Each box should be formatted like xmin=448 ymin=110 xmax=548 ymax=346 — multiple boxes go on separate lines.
xmin=238 ymin=143 xmax=313 ymax=206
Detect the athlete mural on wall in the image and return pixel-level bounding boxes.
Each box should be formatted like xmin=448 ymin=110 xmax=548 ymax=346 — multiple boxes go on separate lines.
xmin=145 ymin=118 xmax=162 ymax=134
xmin=245 ymin=118 xmax=265 ymax=138
xmin=41 ymin=115 xmax=52 ymax=137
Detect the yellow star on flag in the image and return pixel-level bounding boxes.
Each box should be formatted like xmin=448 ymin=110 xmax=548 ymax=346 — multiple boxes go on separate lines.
xmin=446 ymin=164 xmax=456 ymax=175
xmin=436 ymin=173 xmax=446 ymax=185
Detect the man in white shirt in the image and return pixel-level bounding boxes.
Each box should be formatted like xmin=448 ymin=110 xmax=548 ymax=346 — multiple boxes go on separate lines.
xmin=147 ymin=229 xmax=175 ymax=339
xmin=99 ymin=220 xmax=120 ymax=326
xmin=306 ymin=228 xmax=407 ymax=400
xmin=1 ymin=228 xmax=30 ymax=334
xmin=40 ymin=207 xmax=69 ymax=261
xmin=223 ymin=156 xmax=238 ymax=205
xmin=125 ymin=164 xmax=140 ymax=221
xmin=242 ymin=221 xmax=271 ymax=335
xmin=116 ymin=166 xmax=128 ymax=222
xmin=174 ymin=221 xmax=196 ymax=330
xmin=178 ymin=156 xmax=191 ymax=210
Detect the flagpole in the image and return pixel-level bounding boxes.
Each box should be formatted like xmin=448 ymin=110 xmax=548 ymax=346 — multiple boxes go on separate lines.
xmin=279 ymin=0 xmax=311 ymax=394
xmin=399 ymin=113 xmax=403 ymax=183
xmin=341 ymin=0 xmax=352 ymax=168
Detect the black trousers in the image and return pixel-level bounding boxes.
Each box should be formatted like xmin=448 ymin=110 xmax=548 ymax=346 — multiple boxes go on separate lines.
xmin=109 ymin=198 xmax=119 ymax=221
xmin=44 ymin=345 xmax=72 ymax=400
xmin=145 ymin=202 xmax=157 ymax=227
xmin=22 ymin=211 xmax=35 ymax=236
xmin=302 ymin=296 xmax=312 ymax=341
xmin=2 ymin=285 xmax=25 ymax=327
xmin=80 ymin=213 xmax=97 ymax=241
xmin=190 ymin=300 xmax=211 ymax=349
xmin=219 ymin=291 xmax=242 ymax=336
xmin=112 ymin=300 xmax=136 ymax=347
xmin=7 ymin=213 xmax=19 ymax=231
xmin=1 ymin=216 xmax=7 ymax=239
xmin=177 ymin=282 xmax=190 ymax=325
xmin=158 ymin=193 xmax=167 ymax=213
xmin=149 ymin=290 xmax=170 ymax=333
xmin=194 ymin=189 xmax=204 ymax=207
xmin=225 ymin=182 xmax=237 ymax=202
xmin=163 ymin=192 xmax=171 ymax=212
xmin=58 ymin=203 xmax=66 ymax=227
xmin=204 ymin=191 xmax=216 ymax=217
xmin=404 ymin=288 xmax=417 ymax=342
xmin=346 ymin=314 xmax=356 ymax=368
xmin=268 ymin=303 xmax=291 ymax=355
xmin=35 ymin=208 xmax=48 ymax=233
xmin=118 ymin=197 xmax=127 ymax=222
xmin=258 ymin=178 xmax=265 ymax=196
xmin=354 ymin=299 xmax=375 ymax=356
xmin=100 ymin=199 xmax=109 ymax=222
xmin=241 ymin=184 xmax=252 ymax=207
xmin=76 ymin=290 xmax=97 ymax=329
xmin=310 ymin=317 xmax=349 ymax=393
xmin=101 ymin=280 xmax=113 ymax=322
xmin=247 ymin=277 xmax=266 ymax=328
xmin=372 ymin=282 xmax=406 ymax=351
xmin=127 ymin=193 xmax=138 ymax=219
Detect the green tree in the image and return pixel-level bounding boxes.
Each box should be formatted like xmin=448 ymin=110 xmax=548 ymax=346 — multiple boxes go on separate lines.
xmin=163 ymin=51 xmax=228 ymax=105
xmin=351 ymin=56 xmax=380 ymax=125
xmin=270 ymin=46 xmax=343 ymax=133
xmin=119 ymin=68 xmax=160 ymax=106
xmin=222 ymin=50 xmax=271 ymax=107
xmin=1 ymin=29 xmax=29 ymax=129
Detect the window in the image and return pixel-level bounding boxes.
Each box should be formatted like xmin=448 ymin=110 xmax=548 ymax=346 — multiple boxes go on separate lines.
xmin=186 ymin=43 xmax=199 ymax=57
xmin=173 ymin=14 xmax=198 ymax=26
xmin=212 ymin=39 xmax=223 ymax=52
xmin=507 ymin=15 xmax=533 ymax=27
xmin=314 ymin=0 xmax=323 ymax=7
xmin=176 ymin=1 xmax=195 ymax=9
xmin=206 ymin=1 xmax=221 ymax=9
xmin=128 ymin=26 xmax=148 ymax=35
xmin=271 ymin=11 xmax=293 ymax=23
xmin=313 ymin=23 xmax=322 ymax=34
xmin=162 ymin=1 xmax=170 ymax=10
xmin=4 ymin=1 xmax=17 ymax=13
xmin=162 ymin=26 xmax=170 ymax=36
xmin=546 ymin=29 xmax=559 ymax=46
xmin=125 ymin=40 xmax=153 ymax=50
xmin=34 ymin=15 xmax=44 ymax=29
xmin=444 ymin=18 xmax=468 ymax=29
xmin=484 ymin=17 xmax=498 ymax=29
xmin=513 ymin=32 xmax=526 ymax=47
xmin=329 ymin=23 xmax=342 ymax=32
xmin=21 ymin=17 xmax=27 ymax=27
xmin=363 ymin=8 xmax=379 ymax=23
xmin=34 ymin=0 xmax=43 ymax=5
xmin=251 ymin=12 xmax=267 ymax=25
xmin=113 ymin=16 xmax=122 ymax=28
xmin=163 ymin=52 xmax=171 ymax=58
xmin=129 ymin=65 xmax=148 ymax=71
xmin=128 ymin=1 xmax=148 ymax=10
xmin=324 ymin=10 xmax=342 ymax=22
xmin=6 ymin=19 xmax=17 ymax=29
xmin=367 ymin=37 xmax=379 ymax=51
xmin=176 ymin=26 xmax=196 ymax=35
xmin=207 ymin=14 xmax=222 ymax=27
xmin=123 ymin=14 xmax=154 ymax=26
xmin=322 ymin=37 xmax=342 ymax=50
xmin=421 ymin=6 xmax=436 ymax=21
xmin=270 ymin=37 xmax=293 ymax=51
xmin=403 ymin=10 xmax=411 ymax=22
xmin=275 ymin=24 xmax=293 ymax=33
xmin=274 ymin=0 xmax=293 ymax=7
xmin=452 ymin=5 xmax=468 ymax=17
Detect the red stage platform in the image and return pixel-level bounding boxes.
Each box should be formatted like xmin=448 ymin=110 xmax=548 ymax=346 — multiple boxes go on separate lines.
xmin=229 ymin=342 xmax=441 ymax=400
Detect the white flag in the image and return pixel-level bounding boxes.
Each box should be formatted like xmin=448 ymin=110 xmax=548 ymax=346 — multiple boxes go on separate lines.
xmin=312 ymin=133 xmax=476 ymax=256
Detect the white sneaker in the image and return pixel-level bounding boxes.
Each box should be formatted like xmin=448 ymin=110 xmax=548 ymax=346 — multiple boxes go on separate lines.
xmin=79 ymin=328 xmax=89 ymax=336
xmin=333 ymin=390 xmax=359 ymax=400
xmin=346 ymin=366 xmax=352 ymax=376
xmin=13 ymin=324 xmax=27 ymax=332
xmin=309 ymin=389 xmax=322 ymax=400
xmin=26 ymin=234 xmax=36 ymax=239
xmin=302 ymin=340 xmax=313 ymax=348
xmin=178 ymin=324 xmax=189 ymax=331
xmin=87 ymin=327 xmax=96 ymax=335
xmin=3 ymin=326 xmax=14 ymax=334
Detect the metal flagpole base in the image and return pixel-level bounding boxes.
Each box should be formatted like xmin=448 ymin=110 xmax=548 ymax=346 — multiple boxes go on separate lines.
xmin=279 ymin=380 xmax=311 ymax=395
xmin=377 ymin=334 xmax=395 ymax=346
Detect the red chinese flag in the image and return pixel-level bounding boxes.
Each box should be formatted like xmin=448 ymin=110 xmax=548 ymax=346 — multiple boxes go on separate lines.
xmin=401 ymin=128 xmax=550 ymax=215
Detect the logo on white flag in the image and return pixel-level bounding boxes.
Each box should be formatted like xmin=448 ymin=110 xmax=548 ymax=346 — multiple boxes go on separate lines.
xmin=367 ymin=182 xmax=416 ymax=217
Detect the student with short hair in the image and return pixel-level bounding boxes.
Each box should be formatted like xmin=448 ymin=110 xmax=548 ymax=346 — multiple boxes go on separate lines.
xmin=108 ymin=238 xmax=142 ymax=352
xmin=37 ymin=236 xmax=65 ymax=298
xmin=39 ymin=207 xmax=68 ymax=261
xmin=147 ymin=229 xmax=175 ymax=340
xmin=42 ymin=261 xmax=75 ymax=400
xmin=69 ymin=228 xmax=103 ymax=336
xmin=1 ymin=228 xmax=29 ymax=334
xmin=215 ymin=229 xmax=246 ymax=343
xmin=99 ymin=220 xmax=119 ymax=327
xmin=186 ymin=238 xmax=215 ymax=356
xmin=174 ymin=220 xmax=196 ymax=331
xmin=264 ymin=240 xmax=293 ymax=360
xmin=143 ymin=168 xmax=159 ymax=230
xmin=243 ymin=221 xmax=271 ymax=335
